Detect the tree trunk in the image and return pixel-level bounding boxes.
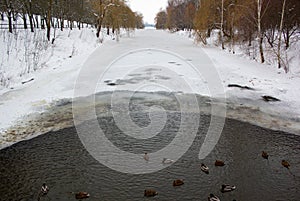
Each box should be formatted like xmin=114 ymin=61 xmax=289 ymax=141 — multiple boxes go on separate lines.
xmin=56 ymin=18 xmax=59 ymax=28
xmin=220 ymin=0 xmax=224 ymax=49
xmin=23 ymin=12 xmax=28 ymax=29
xmin=231 ymin=10 xmax=235 ymax=54
xmin=96 ymin=17 xmax=103 ymax=38
xmin=7 ymin=11 xmax=12 ymax=33
xmin=257 ymin=0 xmax=265 ymax=63
xmin=28 ymin=15 xmax=34 ymax=32
xmin=60 ymin=17 xmax=64 ymax=31
xmin=35 ymin=15 xmax=39 ymax=28
xmin=41 ymin=15 xmax=45 ymax=29
xmin=116 ymin=29 xmax=120 ymax=42
xmin=285 ymin=33 xmax=289 ymax=49
xmin=248 ymin=33 xmax=252 ymax=47
xmin=207 ymin=28 xmax=211 ymax=37
xmin=51 ymin=18 xmax=54 ymax=28
xmin=96 ymin=0 xmax=106 ymax=38
xmin=277 ymin=0 xmax=286 ymax=69
xmin=284 ymin=28 xmax=290 ymax=49
xmin=258 ymin=38 xmax=265 ymax=63
xmin=46 ymin=0 xmax=52 ymax=41
xmin=96 ymin=25 xmax=101 ymax=37
xmin=6 ymin=1 xmax=13 ymax=33
xmin=28 ymin=0 xmax=34 ymax=32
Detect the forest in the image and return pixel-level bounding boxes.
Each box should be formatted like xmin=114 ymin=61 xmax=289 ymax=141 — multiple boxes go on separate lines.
xmin=0 ymin=0 xmax=145 ymax=88
xmin=155 ymin=0 xmax=300 ymax=72
xmin=0 ymin=0 xmax=144 ymax=40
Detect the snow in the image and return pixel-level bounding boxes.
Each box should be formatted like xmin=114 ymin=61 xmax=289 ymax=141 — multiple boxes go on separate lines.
xmin=0 ymin=27 xmax=98 ymax=124
xmin=1 ymin=26 xmax=300 ymax=149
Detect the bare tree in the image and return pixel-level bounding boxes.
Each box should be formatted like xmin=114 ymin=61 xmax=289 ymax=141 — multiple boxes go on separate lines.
xmin=46 ymin=0 xmax=52 ymax=41
xmin=277 ymin=0 xmax=286 ymax=69
xmin=4 ymin=0 xmax=13 ymax=33
xmin=257 ymin=0 xmax=265 ymax=63
xmin=220 ymin=0 xmax=224 ymax=49
xmin=282 ymin=0 xmax=300 ymax=49
xmin=26 ymin=0 xmax=34 ymax=32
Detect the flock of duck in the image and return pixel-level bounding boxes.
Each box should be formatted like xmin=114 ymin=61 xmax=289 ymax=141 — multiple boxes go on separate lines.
xmin=43 ymin=151 xmax=290 ymax=200
xmin=142 ymin=151 xmax=291 ymax=201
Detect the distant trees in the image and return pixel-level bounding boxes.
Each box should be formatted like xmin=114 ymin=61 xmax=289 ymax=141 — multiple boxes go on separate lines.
xmin=156 ymin=0 xmax=300 ymax=71
xmin=165 ymin=0 xmax=197 ymax=31
xmin=193 ymin=0 xmax=219 ymax=44
xmin=0 ymin=0 xmax=144 ymax=41
xmin=135 ymin=12 xmax=144 ymax=29
xmin=184 ymin=0 xmax=196 ymax=31
xmin=92 ymin=0 xmax=137 ymax=38
xmin=155 ymin=9 xmax=167 ymax=29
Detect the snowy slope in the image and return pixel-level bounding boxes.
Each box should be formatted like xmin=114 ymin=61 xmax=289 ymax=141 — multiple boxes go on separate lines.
xmin=0 ymin=27 xmax=98 ymax=126
xmin=0 ymin=29 xmax=300 ymax=149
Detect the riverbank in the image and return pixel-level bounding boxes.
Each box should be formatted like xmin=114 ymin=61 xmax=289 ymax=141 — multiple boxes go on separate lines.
xmin=1 ymin=29 xmax=300 ymax=149
xmin=1 ymin=91 xmax=299 ymax=150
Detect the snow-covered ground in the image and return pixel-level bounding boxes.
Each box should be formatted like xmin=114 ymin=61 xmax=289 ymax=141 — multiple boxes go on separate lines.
xmin=1 ymin=27 xmax=300 ymax=149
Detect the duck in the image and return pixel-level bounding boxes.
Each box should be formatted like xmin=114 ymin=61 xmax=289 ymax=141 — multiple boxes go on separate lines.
xmin=262 ymin=151 xmax=269 ymax=159
xmin=215 ymin=160 xmax=225 ymax=166
xmin=201 ymin=163 xmax=209 ymax=174
xmin=143 ymin=153 xmax=149 ymax=161
xmin=220 ymin=184 xmax=236 ymax=193
xmin=173 ymin=179 xmax=184 ymax=186
xmin=281 ymin=160 xmax=290 ymax=169
xmin=162 ymin=158 xmax=174 ymax=164
xmin=75 ymin=192 xmax=90 ymax=199
xmin=208 ymin=193 xmax=220 ymax=201
xmin=144 ymin=189 xmax=158 ymax=197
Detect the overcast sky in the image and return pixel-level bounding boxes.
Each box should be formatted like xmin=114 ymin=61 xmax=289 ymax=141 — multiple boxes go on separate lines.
xmin=128 ymin=0 xmax=168 ymax=24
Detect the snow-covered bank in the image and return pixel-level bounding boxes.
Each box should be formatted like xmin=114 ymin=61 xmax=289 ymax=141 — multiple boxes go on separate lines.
xmin=0 ymin=26 xmax=98 ymax=90
xmin=0 ymin=27 xmax=98 ymax=129
xmin=1 ymin=29 xmax=300 ymax=149
xmin=176 ymin=29 xmax=300 ymax=75
xmin=0 ymin=23 xmax=131 ymax=129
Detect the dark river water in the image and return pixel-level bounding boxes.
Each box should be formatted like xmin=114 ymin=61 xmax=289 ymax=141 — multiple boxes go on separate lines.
xmin=0 ymin=98 xmax=300 ymax=201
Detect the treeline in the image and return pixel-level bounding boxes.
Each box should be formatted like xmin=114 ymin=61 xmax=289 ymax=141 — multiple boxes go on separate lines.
xmin=0 ymin=0 xmax=144 ymax=40
xmin=155 ymin=0 xmax=300 ymax=71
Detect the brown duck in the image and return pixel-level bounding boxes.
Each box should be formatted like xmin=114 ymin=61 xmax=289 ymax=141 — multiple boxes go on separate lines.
xmin=262 ymin=151 xmax=269 ymax=159
xmin=173 ymin=179 xmax=184 ymax=186
xmin=144 ymin=189 xmax=158 ymax=197
xmin=215 ymin=160 xmax=225 ymax=166
xmin=281 ymin=160 xmax=290 ymax=169
xmin=75 ymin=192 xmax=90 ymax=199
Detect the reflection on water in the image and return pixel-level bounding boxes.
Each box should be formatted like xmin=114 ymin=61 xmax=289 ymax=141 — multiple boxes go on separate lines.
xmin=0 ymin=112 xmax=300 ymax=200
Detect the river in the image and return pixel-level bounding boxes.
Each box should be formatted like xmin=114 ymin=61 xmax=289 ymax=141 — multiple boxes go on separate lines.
xmin=0 ymin=92 xmax=299 ymax=201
